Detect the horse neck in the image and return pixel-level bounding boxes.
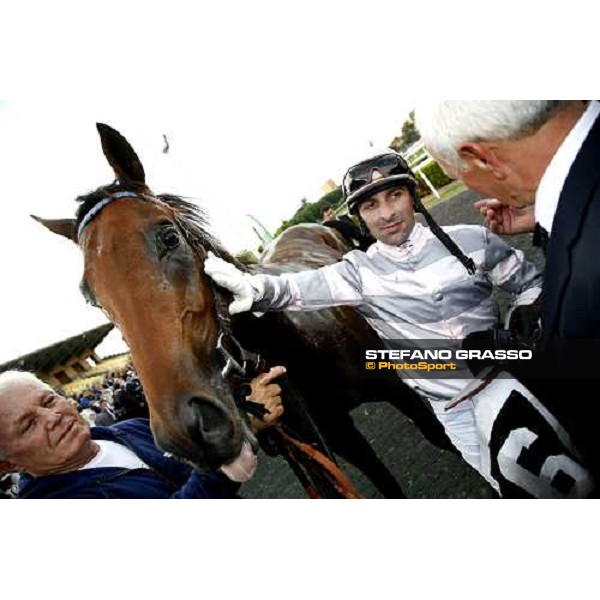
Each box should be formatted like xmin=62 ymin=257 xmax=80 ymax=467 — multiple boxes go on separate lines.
xmin=231 ymin=310 xmax=292 ymax=358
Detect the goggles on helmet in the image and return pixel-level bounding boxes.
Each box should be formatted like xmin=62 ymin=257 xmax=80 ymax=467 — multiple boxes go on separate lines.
xmin=343 ymin=152 xmax=417 ymax=214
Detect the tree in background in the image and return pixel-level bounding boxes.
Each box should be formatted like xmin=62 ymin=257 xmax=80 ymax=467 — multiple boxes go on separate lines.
xmin=389 ymin=110 xmax=420 ymax=153
xmin=235 ymin=249 xmax=259 ymax=265
xmin=273 ymin=187 xmax=344 ymax=237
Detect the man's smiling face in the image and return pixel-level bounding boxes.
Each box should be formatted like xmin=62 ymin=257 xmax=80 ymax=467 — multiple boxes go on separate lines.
xmin=357 ymin=185 xmax=416 ymax=246
xmin=0 ymin=376 xmax=93 ymax=476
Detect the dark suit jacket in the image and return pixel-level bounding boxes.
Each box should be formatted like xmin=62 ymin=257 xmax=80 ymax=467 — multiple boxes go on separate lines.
xmin=543 ymin=112 xmax=600 ymax=339
xmin=530 ymin=112 xmax=600 ymax=482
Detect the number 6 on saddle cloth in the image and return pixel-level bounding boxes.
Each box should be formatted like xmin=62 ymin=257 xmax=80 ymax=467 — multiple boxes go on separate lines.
xmin=451 ymin=371 xmax=594 ymax=498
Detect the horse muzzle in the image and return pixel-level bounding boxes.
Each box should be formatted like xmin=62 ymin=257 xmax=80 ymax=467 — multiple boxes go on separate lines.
xmin=181 ymin=395 xmax=242 ymax=468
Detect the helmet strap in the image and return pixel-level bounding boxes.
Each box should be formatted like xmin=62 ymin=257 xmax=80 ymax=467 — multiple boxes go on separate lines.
xmin=357 ymin=215 xmax=370 ymax=237
xmin=414 ymin=197 xmax=477 ymax=275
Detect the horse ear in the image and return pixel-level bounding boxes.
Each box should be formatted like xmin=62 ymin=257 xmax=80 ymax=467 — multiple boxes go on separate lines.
xmin=96 ymin=122 xmax=146 ymax=185
xmin=31 ymin=215 xmax=77 ymax=243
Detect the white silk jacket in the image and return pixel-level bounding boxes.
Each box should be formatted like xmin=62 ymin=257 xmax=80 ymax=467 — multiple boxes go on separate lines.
xmin=252 ymin=223 xmax=542 ymax=401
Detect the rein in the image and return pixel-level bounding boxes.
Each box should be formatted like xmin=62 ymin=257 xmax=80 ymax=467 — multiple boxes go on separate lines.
xmin=444 ymin=365 xmax=503 ymax=411
xmin=212 ymin=287 xmax=271 ymax=420
xmin=212 ymin=285 xmax=363 ymax=497
xmin=211 ymin=283 xmax=363 ymax=498
xmin=213 ymin=256 xmax=363 ymax=499
xmin=273 ymin=426 xmax=363 ymax=499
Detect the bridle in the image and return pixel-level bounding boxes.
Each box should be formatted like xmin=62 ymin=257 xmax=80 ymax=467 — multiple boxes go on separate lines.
xmin=77 ymin=188 xmax=270 ymax=418
xmin=211 ymin=288 xmax=270 ymax=420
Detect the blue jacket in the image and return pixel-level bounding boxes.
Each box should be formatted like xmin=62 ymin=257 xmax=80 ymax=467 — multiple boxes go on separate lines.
xmin=18 ymin=419 xmax=241 ymax=499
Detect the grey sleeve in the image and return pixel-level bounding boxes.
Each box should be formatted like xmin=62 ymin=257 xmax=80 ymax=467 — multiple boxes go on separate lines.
xmin=483 ymin=228 xmax=543 ymax=305
xmin=252 ymin=258 xmax=364 ymax=312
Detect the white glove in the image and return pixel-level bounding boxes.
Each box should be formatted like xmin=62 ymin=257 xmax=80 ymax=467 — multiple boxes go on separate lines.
xmin=204 ymin=251 xmax=262 ymax=314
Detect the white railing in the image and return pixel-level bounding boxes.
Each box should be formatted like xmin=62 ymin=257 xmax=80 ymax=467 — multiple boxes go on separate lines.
xmin=402 ymin=140 xmax=441 ymax=199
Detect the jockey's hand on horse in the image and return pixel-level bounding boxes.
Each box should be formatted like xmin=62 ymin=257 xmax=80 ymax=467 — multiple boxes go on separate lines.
xmin=204 ymin=251 xmax=264 ymax=314
xmin=219 ymin=366 xmax=286 ymax=483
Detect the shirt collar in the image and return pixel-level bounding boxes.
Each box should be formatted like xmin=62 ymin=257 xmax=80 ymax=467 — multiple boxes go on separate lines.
xmin=374 ymin=222 xmax=427 ymax=255
xmin=535 ymin=101 xmax=600 ymax=235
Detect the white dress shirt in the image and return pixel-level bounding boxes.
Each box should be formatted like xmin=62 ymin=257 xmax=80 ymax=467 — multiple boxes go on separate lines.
xmin=79 ymin=440 xmax=149 ymax=471
xmin=535 ymin=100 xmax=600 ymax=235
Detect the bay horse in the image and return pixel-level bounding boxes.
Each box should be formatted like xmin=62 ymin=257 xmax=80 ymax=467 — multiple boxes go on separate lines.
xmin=36 ymin=123 xmax=453 ymax=498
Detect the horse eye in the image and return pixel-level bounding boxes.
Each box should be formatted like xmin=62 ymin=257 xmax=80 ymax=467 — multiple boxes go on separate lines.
xmin=160 ymin=228 xmax=181 ymax=250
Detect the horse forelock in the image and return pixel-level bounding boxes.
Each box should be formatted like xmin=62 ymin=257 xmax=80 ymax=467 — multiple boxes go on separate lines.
xmin=74 ymin=185 xmax=246 ymax=271
xmin=75 ymin=182 xmax=147 ymax=233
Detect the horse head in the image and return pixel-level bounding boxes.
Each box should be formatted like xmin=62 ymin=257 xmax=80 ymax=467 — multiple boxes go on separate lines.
xmin=35 ymin=124 xmax=254 ymax=470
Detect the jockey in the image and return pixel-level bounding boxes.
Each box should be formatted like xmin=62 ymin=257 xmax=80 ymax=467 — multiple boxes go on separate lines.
xmin=202 ymin=150 xmax=588 ymax=497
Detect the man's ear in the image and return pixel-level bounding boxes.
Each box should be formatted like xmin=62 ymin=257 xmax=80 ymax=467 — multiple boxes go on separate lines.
xmin=458 ymin=142 xmax=506 ymax=179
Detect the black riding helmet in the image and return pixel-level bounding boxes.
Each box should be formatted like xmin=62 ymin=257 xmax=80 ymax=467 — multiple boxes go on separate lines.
xmin=343 ymin=151 xmax=421 ymax=215
xmin=342 ymin=151 xmax=476 ymax=274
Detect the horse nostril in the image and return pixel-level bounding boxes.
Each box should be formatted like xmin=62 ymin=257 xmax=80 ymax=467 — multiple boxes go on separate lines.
xmin=188 ymin=396 xmax=232 ymax=438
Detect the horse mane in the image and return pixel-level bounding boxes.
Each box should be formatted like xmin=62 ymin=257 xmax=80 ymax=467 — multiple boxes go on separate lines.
xmin=74 ymin=184 xmax=246 ymax=270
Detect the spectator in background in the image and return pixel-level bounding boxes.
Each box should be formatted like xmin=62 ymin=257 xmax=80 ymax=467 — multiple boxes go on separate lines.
xmin=101 ymin=385 xmax=114 ymax=404
xmin=80 ymin=407 xmax=97 ymax=427
xmin=321 ymin=207 xmax=337 ymax=222
xmin=113 ymin=376 xmax=149 ymax=420
xmin=321 ymin=206 xmax=375 ymax=251
xmin=95 ymin=399 xmax=116 ymax=427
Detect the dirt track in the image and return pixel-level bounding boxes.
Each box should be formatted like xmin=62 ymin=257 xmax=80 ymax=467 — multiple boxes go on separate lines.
xmin=243 ymin=190 xmax=545 ymax=499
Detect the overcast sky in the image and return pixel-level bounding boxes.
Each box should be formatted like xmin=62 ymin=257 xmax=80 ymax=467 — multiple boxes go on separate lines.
xmin=0 ymin=97 xmax=412 ymax=362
